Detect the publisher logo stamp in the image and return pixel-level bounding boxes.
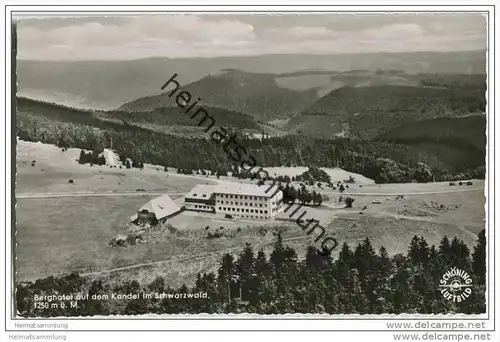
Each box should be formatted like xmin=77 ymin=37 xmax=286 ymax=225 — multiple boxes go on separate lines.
xmin=439 ymin=267 xmax=473 ymax=302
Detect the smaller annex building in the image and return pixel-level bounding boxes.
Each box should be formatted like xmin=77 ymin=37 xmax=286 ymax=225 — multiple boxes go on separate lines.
xmin=184 ymin=184 xmax=216 ymax=213
xmin=131 ymin=194 xmax=181 ymax=225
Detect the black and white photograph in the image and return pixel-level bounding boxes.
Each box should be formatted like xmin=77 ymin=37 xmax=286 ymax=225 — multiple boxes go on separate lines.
xmin=4 ymin=5 xmax=497 ymax=339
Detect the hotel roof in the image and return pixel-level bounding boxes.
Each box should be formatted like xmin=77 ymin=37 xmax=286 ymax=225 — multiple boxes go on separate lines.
xmin=131 ymin=194 xmax=181 ymax=222
xmin=185 ymin=184 xmax=217 ymax=199
xmin=214 ymin=182 xmax=281 ymax=198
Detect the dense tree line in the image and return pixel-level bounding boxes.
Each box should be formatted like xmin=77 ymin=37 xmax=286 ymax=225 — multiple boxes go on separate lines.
xmin=78 ymin=150 xmax=106 ymax=166
xmin=17 ymin=112 xmax=485 ymax=184
xmin=16 ymin=231 xmax=486 ymax=316
xmin=294 ymin=166 xmax=331 ymax=183
xmin=415 ymin=74 xmax=487 ymax=90
xmin=280 ymin=183 xmax=323 ymax=206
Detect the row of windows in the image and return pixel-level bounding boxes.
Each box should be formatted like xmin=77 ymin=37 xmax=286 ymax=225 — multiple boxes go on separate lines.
xmin=217 ymin=194 xmax=267 ymax=201
xmin=231 ymin=214 xmax=269 ymax=220
xmin=191 ymin=205 xmax=213 ymax=210
xmin=218 ymin=207 xmax=268 ymax=214
xmin=241 ymin=215 xmax=268 ymax=220
xmin=217 ymin=200 xmax=266 ymax=207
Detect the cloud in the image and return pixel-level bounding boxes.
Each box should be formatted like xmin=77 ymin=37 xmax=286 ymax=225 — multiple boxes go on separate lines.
xmin=16 ymin=14 xmax=486 ymax=60
xmin=264 ymin=26 xmax=339 ymax=40
xmin=362 ymin=23 xmax=427 ymax=40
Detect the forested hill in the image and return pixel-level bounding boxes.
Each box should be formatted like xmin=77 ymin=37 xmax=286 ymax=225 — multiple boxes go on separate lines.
xmin=118 ymin=70 xmax=319 ymax=121
xmin=288 ymin=84 xmax=486 ymax=139
xmin=376 ymin=115 xmax=486 ymax=152
xmin=16 ymin=96 xmax=266 ymax=134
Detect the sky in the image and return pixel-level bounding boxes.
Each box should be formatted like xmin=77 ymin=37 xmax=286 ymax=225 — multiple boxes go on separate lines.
xmin=15 ymin=13 xmax=487 ymax=60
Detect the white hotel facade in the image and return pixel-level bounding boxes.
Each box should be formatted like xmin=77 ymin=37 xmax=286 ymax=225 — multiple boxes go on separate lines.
xmin=184 ymin=183 xmax=284 ymax=220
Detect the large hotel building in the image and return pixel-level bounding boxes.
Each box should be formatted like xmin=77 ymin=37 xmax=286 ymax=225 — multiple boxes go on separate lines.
xmin=184 ymin=183 xmax=283 ymax=220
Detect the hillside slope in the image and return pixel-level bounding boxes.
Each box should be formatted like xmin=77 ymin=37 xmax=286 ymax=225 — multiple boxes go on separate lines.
xmin=118 ymin=70 xmax=319 ymax=121
xmin=287 ymin=85 xmax=486 ymax=138
xmin=375 ymin=115 xmax=486 ymax=172
xmin=16 ymin=96 xmax=268 ymax=135
xmin=376 ymin=114 xmax=486 ymax=151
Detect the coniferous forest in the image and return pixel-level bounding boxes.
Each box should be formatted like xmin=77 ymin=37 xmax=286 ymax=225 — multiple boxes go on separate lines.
xmin=16 ymin=231 xmax=486 ymax=317
xmin=17 ymin=110 xmax=485 ymax=184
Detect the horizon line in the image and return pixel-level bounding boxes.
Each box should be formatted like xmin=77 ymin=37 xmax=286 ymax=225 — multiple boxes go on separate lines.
xmin=16 ymin=48 xmax=487 ymax=63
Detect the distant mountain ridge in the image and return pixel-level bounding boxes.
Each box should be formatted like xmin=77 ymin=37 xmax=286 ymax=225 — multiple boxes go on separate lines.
xmin=287 ymin=81 xmax=486 ymax=139
xmin=17 ymin=50 xmax=486 ymax=110
xmin=118 ymin=69 xmax=319 ymax=121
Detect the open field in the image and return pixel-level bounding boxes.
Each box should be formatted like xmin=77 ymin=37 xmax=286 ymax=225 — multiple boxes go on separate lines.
xmin=340 ymin=181 xmax=483 ymax=195
xmin=15 ymin=195 xmax=303 ymax=282
xmin=16 ymin=140 xmax=215 ymax=194
xmin=261 ymin=166 xmax=375 ymax=185
xmin=16 ymin=196 xmax=152 ymax=281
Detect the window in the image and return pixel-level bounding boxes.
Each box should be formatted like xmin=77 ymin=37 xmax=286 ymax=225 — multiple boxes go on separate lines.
xmin=259 ymin=210 xmax=263 ymax=214
xmin=193 ymin=194 xmax=197 ymax=197
xmin=244 ymin=196 xmax=248 ymax=199
xmin=264 ymin=210 xmax=268 ymax=214
xmin=246 ymin=209 xmax=249 ymax=213
xmin=250 ymin=209 xmax=254 ymax=213
xmin=218 ymin=207 xmax=221 ymax=210
xmin=260 ymin=204 xmax=263 ymax=207
xmin=250 ymin=203 xmax=253 ymax=206
xmin=237 ymin=208 xmax=240 ymax=212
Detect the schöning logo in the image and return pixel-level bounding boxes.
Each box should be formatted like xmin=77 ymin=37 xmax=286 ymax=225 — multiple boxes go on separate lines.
xmin=439 ymin=267 xmax=473 ymax=302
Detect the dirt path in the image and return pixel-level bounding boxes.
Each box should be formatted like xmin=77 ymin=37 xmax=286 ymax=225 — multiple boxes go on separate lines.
xmin=322 ymin=187 xmax=483 ymax=196
xmin=79 ymin=235 xmax=309 ymax=277
xmin=15 ymin=191 xmax=188 ymax=199
xmin=376 ymin=211 xmax=481 ymax=240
